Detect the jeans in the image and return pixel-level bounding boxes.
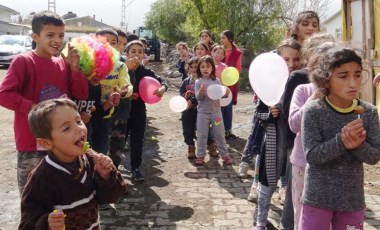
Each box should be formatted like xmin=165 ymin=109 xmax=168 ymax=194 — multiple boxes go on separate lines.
xmin=221 ymin=101 xmax=233 ymax=131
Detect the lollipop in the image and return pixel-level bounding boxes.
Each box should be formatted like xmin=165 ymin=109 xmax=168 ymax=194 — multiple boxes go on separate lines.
xmin=354 ymin=105 xmax=364 ymax=119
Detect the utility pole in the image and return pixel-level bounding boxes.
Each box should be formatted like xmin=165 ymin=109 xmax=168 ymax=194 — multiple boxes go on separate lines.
xmin=48 ymin=0 xmax=56 ymax=13
xmin=120 ymin=0 xmax=136 ymax=32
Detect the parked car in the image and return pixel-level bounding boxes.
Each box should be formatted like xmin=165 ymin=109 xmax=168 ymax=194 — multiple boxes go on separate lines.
xmin=0 ymin=35 xmax=33 ymax=67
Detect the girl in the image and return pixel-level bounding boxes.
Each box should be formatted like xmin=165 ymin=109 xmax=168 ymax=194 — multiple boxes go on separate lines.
xmin=290 ymin=11 xmax=320 ymax=44
xmin=211 ymin=45 xmax=227 ymax=80
xmin=125 ymin=40 xmax=167 ymax=181
xmin=199 ymin=29 xmax=215 ymax=54
xmin=252 ymin=38 xmax=302 ymax=230
xmin=176 ymin=42 xmax=191 ymax=81
xmin=300 ymin=46 xmax=380 ymax=229
xmin=194 ymin=55 xmax=232 ymax=165
xmin=220 ymin=30 xmax=242 ymax=140
xmin=193 ymin=42 xmax=209 ymax=58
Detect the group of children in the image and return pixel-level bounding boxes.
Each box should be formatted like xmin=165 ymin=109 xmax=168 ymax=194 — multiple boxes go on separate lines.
xmin=1 ymin=8 xmax=380 ymax=230
xmin=0 ymin=10 xmax=167 ymax=229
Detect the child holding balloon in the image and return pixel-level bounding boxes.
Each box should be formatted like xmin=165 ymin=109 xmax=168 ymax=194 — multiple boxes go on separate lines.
xmin=125 ymin=40 xmax=167 ymax=181
xmin=194 ymin=55 xmax=232 ymax=165
xmin=300 ymin=46 xmax=380 ymax=230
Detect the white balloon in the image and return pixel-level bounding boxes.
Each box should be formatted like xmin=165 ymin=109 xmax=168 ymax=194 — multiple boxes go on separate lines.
xmin=207 ymin=84 xmax=226 ymax=100
xmin=169 ymin=96 xmax=187 ymax=113
xmin=220 ymin=88 xmax=232 ymax=107
xmin=249 ymin=52 xmax=289 ymax=106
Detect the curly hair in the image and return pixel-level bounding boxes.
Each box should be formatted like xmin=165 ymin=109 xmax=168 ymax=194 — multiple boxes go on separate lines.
xmin=301 ymin=33 xmax=335 ymax=66
xmin=310 ymin=46 xmax=362 ymax=94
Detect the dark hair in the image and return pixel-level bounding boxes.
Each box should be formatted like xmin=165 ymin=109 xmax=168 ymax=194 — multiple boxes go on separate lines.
xmin=140 ymin=38 xmax=147 ymax=45
xmin=197 ymin=55 xmax=216 ymax=80
xmin=221 ymin=30 xmax=237 ymax=48
xmin=114 ymin=28 xmax=127 ymax=38
xmin=186 ymin=56 xmax=199 ymax=72
xmin=125 ymin=40 xmax=144 ymax=53
xmin=199 ymin=29 xmax=212 ymax=38
xmin=28 ymin=98 xmax=78 ymax=139
xmin=31 ymin=11 xmax=65 ymax=34
xmin=96 ymin=28 xmax=118 ymax=42
xmin=310 ymin=46 xmax=362 ymax=93
xmin=276 ymin=38 xmax=301 ymax=56
xmin=127 ymin=34 xmax=139 ymax=43
xmin=193 ymin=42 xmax=209 ymax=53
xmin=291 ymin=11 xmax=320 ymax=40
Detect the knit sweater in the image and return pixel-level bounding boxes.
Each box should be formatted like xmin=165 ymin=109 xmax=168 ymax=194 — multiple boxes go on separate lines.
xmin=288 ymin=83 xmax=316 ymax=167
xmin=19 ymin=152 xmax=126 ymax=230
xmin=301 ymin=98 xmax=380 ymax=211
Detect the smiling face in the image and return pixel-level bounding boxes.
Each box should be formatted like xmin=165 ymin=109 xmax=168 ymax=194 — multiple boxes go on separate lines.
xmin=177 ymin=44 xmax=188 ymax=56
xmin=295 ymin=17 xmax=319 ymax=43
xmin=38 ymin=105 xmax=87 ymax=162
xmin=195 ymin=44 xmax=207 ymax=58
xmin=280 ymin=46 xmax=301 ymax=74
xmin=326 ymin=62 xmax=362 ymax=108
xmin=211 ymin=48 xmax=225 ymax=63
xmin=32 ymin=24 xmax=65 ymax=59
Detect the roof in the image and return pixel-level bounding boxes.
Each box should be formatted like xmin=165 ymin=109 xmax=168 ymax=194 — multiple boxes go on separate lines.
xmin=323 ymin=10 xmax=341 ymax=24
xmin=0 ymin=5 xmax=19 ymax=15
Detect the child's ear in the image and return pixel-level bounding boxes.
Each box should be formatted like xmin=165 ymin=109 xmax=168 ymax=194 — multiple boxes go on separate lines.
xmin=36 ymin=138 xmax=53 ymax=150
xmin=30 ymin=33 xmax=39 ymax=43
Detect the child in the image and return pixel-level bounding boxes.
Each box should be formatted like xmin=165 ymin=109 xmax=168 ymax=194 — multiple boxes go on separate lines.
xmin=125 ymin=40 xmax=167 ymax=181
xmin=95 ymin=28 xmax=133 ymax=168
xmin=199 ymin=29 xmax=215 ymax=54
xmin=179 ymin=57 xmax=216 ymax=159
xmin=290 ymin=11 xmax=320 ymax=44
xmin=194 ymin=55 xmax=232 ymax=165
xmin=251 ymin=38 xmax=302 ymax=230
xmin=211 ymin=45 xmax=227 ymax=80
xmin=19 ymin=98 xmax=126 ymax=230
xmin=300 ymin=46 xmax=380 ymax=229
xmin=0 ymin=11 xmax=88 ymax=195
xmin=176 ymin=41 xmax=191 ymax=80
xmin=220 ymin=30 xmax=242 ymax=140
xmin=193 ymin=42 xmax=209 ymax=58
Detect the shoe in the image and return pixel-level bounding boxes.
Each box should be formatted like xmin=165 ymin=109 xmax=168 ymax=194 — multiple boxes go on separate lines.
xmin=131 ymin=169 xmax=145 ymax=181
xmin=238 ymin=162 xmax=249 ymax=178
xmin=195 ymin=156 xmax=205 ymax=165
xmin=207 ymin=143 xmax=219 ymax=157
xmin=187 ymin=145 xmax=196 ymax=159
xmin=222 ymin=155 xmax=233 ymax=165
xmin=279 ymin=186 xmax=286 ymax=205
xmin=247 ymin=183 xmax=258 ymax=202
xmin=225 ymin=130 xmax=238 ymax=140
xmin=253 ymin=226 xmax=266 ymax=230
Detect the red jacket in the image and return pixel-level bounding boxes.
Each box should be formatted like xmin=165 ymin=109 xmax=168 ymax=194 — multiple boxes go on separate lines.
xmin=223 ymin=48 xmax=242 ymax=105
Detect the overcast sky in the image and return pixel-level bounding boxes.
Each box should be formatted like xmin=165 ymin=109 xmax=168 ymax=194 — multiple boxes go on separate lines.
xmin=1 ymin=0 xmax=340 ymax=31
xmin=1 ymin=0 xmax=157 ymax=32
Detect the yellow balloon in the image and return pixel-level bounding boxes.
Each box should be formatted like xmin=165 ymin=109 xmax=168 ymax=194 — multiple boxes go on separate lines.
xmin=221 ymin=67 xmax=239 ymax=86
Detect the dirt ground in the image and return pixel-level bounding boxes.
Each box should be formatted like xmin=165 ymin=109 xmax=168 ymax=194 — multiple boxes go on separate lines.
xmin=0 ymin=61 xmax=380 ymax=229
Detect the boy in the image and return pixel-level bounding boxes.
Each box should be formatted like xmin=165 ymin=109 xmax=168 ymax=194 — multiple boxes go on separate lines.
xmin=125 ymin=40 xmax=167 ymax=181
xmin=19 ymin=98 xmax=126 ymax=230
xmin=94 ymin=28 xmax=133 ymax=168
xmin=0 ymin=10 xmax=88 ymax=195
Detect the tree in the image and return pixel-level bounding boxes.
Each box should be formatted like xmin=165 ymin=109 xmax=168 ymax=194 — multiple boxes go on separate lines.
xmin=62 ymin=11 xmax=78 ymax=20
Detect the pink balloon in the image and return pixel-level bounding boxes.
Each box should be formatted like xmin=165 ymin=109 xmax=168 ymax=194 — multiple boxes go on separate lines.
xmin=139 ymin=76 xmax=162 ymax=104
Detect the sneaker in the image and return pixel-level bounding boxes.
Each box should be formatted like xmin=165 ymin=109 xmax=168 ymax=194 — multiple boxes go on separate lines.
xmin=207 ymin=143 xmax=219 ymax=157
xmin=187 ymin=145 xmax=196 ymax=159
xmin=222 ymin=155 xmax=233 ymax=165
xmin=131 ymin=169 xmax=145 ymax=181
xmin=195 ymin=156 xmax=205 ymax=165
xmin=225 ymin=130 xmax=238 ymax=140
xmin=238 ymin=162 xmax=249 ymax=178
xmin=247 ymin=183 xmax=258 ymax=202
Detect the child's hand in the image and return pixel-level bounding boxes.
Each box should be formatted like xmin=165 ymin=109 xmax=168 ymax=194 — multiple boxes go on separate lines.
xmin=153 ymin=86 xmax=166 ymax=98
xmin=373 ymin=72 xmax=380 ymax=87
xmin=93 ymin=152 xmax=114 ymax=180
xmin=48 ymin=209 xmax=65 ymax=230
xmin=199 ymin=82 xmax=206 ymax=95
xmin=222 ymin=87 xmax=229 ymax=98
xmin=108 ymin=92 xmax=121 ymax=106
xmin=62 ymin=43 xmax=81 ymax=72
xmin=184 ymin=90 xmax=192 ymax=99
xmin=341 ymin=119 xmax=366 ymax=149
xmin=187 ymin=100 xmax=193 ymax=108
xmin=120 ymin=85 xmax=129 ymax=97
xmin=132 ymin=92 xmax=139 ymax=100
xmin=80 ymin=111 xmax=92 ymax=124
xmin=125 ymin=57 xmax=139 ymax=71
xmin=269 ymin=105 xmax=280 ymax=117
